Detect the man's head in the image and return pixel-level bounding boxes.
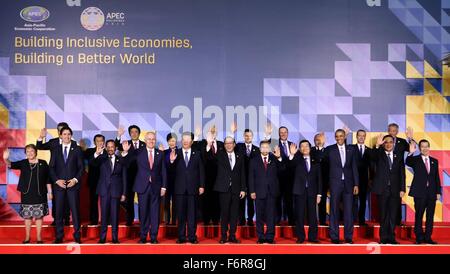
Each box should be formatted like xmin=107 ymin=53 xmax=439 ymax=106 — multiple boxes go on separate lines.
xmin=299 ymin=140 xmax=311 ymax=156
xmin=388 ymin=123 xmax=399 ymax=137
xmin=166 ymin=133 xmax=177 ymax=149
xmin=334 ymin=129 xmax=346 ymax=145
xmin=356 ymin=129 xmax=366 ymax=145
xmin=243 ymin=129 xmax=253 ymax=144
xmin=93 ymin=134 xmax=105 ymax=149
xmin=59 ymin=126 xmax=73 ymax=145
xmin=383 ymin=135 xmax=394 ymax=152
xmin=418 ymin=139 xmax=430 ymax=156
xmin=145 ymin=131 xmax=156 ymax=149
xmin=105 ymin=139 xmax=116 ymax=156
xmin=314 ymin=133 xmax=324 ymax=148
xmin=259 ymin=140 xmax=271 ymax=156
xmin=224 ymin=136 xmax=236 ymax=153
xmin=128 ymin=125 xmax=141 ymax=141
xmin=57 ymin=122 xmax=69 ymax=133
xmin=279 ymin=126 xmax=288 ymax=141
xmin=181 ymin=132 xmax=194 ymax=150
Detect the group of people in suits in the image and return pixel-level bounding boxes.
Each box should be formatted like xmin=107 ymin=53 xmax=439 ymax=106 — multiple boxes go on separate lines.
xmin=2 ymin=121 xmax=442 ymax=245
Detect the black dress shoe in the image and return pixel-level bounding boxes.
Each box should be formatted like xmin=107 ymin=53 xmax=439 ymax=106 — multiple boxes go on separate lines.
xmin=344 ymin=239 xmax=354 ymax=244
xmin=22 ymin=239 xmax=30 ymax=244
xmin=53 ymin=239 xmax=63 ymax=244
xmin=150 ymin=239 xmax=159 ymax=244
xmin=176 ymin=239 xmax=186 ymax=244
xmin=266 ymin=239 xmax=275 ymax=244
xmin=390 ymin=240 xmax=399 ymax=245
xmin=189 ymin=239 xmax=199 ymax=244
xmin=308 ymin=239 xmax=320 ymax=243
xmin=219 ymin=239 xmax=227 ymax=244
xmin=137 ymin=239 xmax=147 ymax=244
xmin=89 ymin=222 xmax=98 ymax=226
xmin=425 ymin=239 xmax=438 ymax=245
xmin=415 ymin=240 xmax=423 ymax=245
xmin=247 ymin=220 xmax=254 ymax=226
xmin=50 ymin=221 xmax=56 ymax=226
xmin=228 ymin=238 xmax=240 ymax=244
xmin=112 ymin=240 xmax=120 ymax=244
xmin=296 ymin=239 xmax=305 ymax=244
xmin=74 ymin=238 xmax=82 ymax=244
xmin=36 ymin=241 xmax=44 ymax=244
xmin=257 ymin=239 xmax=265 ymax=244
xmin=379 ymin=240 xmax=388 ymax=244
xmin=359 ymin=222 xmax=368 ymax=226
xmin=331 ymin=239 xmax=341 ymax=244
xmin=98 ymin=239 xmax=106 ymax=244
xmin=125 ymin=222 xmax=133 ymax=227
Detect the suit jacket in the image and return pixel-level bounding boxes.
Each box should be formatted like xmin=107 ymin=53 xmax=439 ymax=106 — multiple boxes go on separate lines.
xmin=201 ymin=139 xmax=224 ymax=187
xmin=323 ymin=144 xmax=359 ymax=193
xmin=164 ymin=147 xmax=178 ymax=194
xmin=115 ymin=138 xmax=146 ymax=188
xmin=49 ymin=144 xmax=84 ymax=191
xmin=351 ymin=144 xmax=372 ymax=187
xmin=93 ymin=153 xmax=127 ymax=198
xmin=85 ymin=147 xmax=105 ymax=188
xmin=11 ymin=159 xmax=50 ymax=194
xmin=406 ymin=155 xmax=441 ymax=198
xmin=311 ymin=146 xmax=329 ymax=189
xmin=393 ymin=136 xmax=409 ymax=157
xmin=370 ymin=148 xmax=405 ymax=195
xmin=129 ymin=148 xmax=167 ymax=194
xmin=36 ymin=137 xmax=77 ymax=151
xmin=213 ymin=151 xmax=246 ymax=194
xmin=171 ymin=148 xmax=205 ymax=195
xmin=248 ymin=153 xmax=284 ymax=199
xmin=289 ymin=153 xmax=322 ymax=196
xmin=235 ymin=142 xmax=260 ymax=187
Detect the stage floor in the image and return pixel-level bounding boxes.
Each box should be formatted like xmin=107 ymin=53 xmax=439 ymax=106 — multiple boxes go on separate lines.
xmin=1 ymin=222 xmax=449 ymax=254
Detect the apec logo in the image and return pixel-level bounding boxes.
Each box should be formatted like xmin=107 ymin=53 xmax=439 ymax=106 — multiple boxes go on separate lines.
xmin=20 ymin=6 xmax=50 ymax=23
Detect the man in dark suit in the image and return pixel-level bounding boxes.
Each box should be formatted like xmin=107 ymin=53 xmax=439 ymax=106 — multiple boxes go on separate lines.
xmin=311 ymin=132 xmax=328 ymax=225
xmin=371 ymin=134 xmax=405 ymax=244
xmin=248 ymin=140 xmax=283 ymax=244
xmin=115 ymin=124 xmax=145 ymax=226
xmin=212 ymin=136 xmax=246 ymax=243
xmin=163 ymin=133 xmax=178 ymax=225
xmin=388 ymin=123 xmax=413 ymax=225
xmin=170 ymin=132 xmax=205 ymax=244
xmin=289 ymin=140 xmax=322 ymax=243
xmin=352 ymin=129 xmax=372 ymax=226
xmin=122 ymin=131 xmax=167 ymax=243
xmin=324 ymin=129 xmax=359 ymax=244
xmin=36 ymin=122 xmax=74 ymax=225
xmin=234 ymin=128 xmax=259 ymax=226
xmin=406 ymin=139 xmax=441 ymax=245
xmin=92 ymin=140 xmax=127 ymax=244
xmin=264 ymin=125 xmax=295 ymax=225
xmin=48 ymin=126 xmax=84 ymax=244
xmin=84 ymin=134 xmax=105 ymax=225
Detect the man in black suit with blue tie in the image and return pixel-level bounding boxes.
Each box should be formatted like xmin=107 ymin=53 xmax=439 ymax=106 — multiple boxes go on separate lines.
xmin=92 ymin=140 xmax=127 ymax=244
xmin=122 ymin=132 xmax=167 ymax=244
xmin=324 ymin=129 xmax=359 ymax=244
xmin=248 ymin=140 xmax=283 ymax=244
xmin=49 ymin=126 xmax=84 ymax=244
xmin=288 ymin=140 xmax=322 ymax=243
xmin=115 ymin=125 xmax=146 ymax=226
xmin=406 ymin=139 xmax=441 ymax=245
xmin=170 ymin=132 xmax=205 ymax=244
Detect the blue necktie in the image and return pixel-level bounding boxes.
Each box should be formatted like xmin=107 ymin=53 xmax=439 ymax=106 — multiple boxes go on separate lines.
xmin=184 ymin=151 xmax=189 ymax=167
xmin=63 ymin=146 xmax=68 ymax=163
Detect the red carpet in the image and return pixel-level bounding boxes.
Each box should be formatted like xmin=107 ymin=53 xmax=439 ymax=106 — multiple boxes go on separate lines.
xmin=1 ymin=222 xmax=449 ymax=254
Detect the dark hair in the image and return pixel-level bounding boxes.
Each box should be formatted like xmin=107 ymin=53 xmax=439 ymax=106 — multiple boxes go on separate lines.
xmin=166 ymin=132 xmax=178 ymax=142
xmin=335 ymin=129 xmax=346 ymax=135
xmin=260 ymin=140 xmax=271 ymax=146
xmin=356 ymin=129 xmax=366 ymax=135
xmin=128 ymin=125 xmax=141 ymax=135
xmin=388 ymin=123 xmax=399 ymax=129
xmin=93 ymin=134 xmax=105 ymax=143
xmin=279 ymin=126 xmax=288 ymax=132
xmin=299 ymin=139 xmax=312 ymax=148
xmin=57 ymin=122 xmax=69 ymax=129
xmin=382 ymin=135 xmax=394 ymax=141
xmin=244 ymin=129 xmax=253 ymax=134
xmin=105 ymin=139 xmax=116 ymax=147
xmin=59 ymin=126 xmax=73 ymax=136
xmin=24 ymin=144 xmax=37 ymax=154
xmin=418 ymin=139 xmax=430 ymax=148
xmin=182 ymin=131 xmax=194 ymax=140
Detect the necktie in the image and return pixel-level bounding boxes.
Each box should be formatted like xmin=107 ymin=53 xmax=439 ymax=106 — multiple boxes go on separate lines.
xmin=425 ymin=157 xmax=430 ymax=187
xmin=149 ymin=150 xmax=153 ymax=170
xmin=184 ymin=151 xmax=189 ymax=167
xmin=387 ymin=153 xmax=392 ymax=170
xmin=263 ymin=156 xmax=268 ymax=171
xmin=339 ymin=146 xmax=345 ymax=167
xmin=246 ymin=144 xmax=251 ymax=156
xmin=229 ymin=153 xmax=233 ymax=170
xmin=305 ymin=157 xmax=309 ymax=187
xmin=109 ymin=155 xmax=114 ymax=173
xmin=359 ymin=145 xmax=363 ymax=158
xmin=211 ymin=142 xmax=216 ymax=154
xmin=134 ymin=142 xmax=138 ymax=149
xmin=63 ymin=146 xmax=68 ymax=163
xmin=282 ymin=142 xmax=288 ymax=156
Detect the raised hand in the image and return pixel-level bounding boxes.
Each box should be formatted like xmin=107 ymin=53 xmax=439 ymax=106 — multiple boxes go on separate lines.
xmin=376 ymin=133 xmax=384 ymax=147
xmin=95 ymin=144 xmax=104 ymax=155
xmin=122 ymin=141 xmax=131 ymax=153
xmin=39 ymin=128 xmax=47 ymax=139
xmin=406 ymin=127 xmax=414 ymax=140
xmin=206 ymin=131 xmax=214 ymax=146
xmin=264 ymin=122 xmax=273 ymax=137
xmin=343 ymin=125 xmax=351 ymax=137
xmin=289 ymin=143 xmax=298 ymax=156
xmin=194 ymin=125 xmax=202 ymax=140
xmin=230 ymin=121 xmax=237 ymax=134
xmin=273 ymin=146 xmax=281 ymax=158
xmin=409 ymin=141 xmax=417 ymax=154
xmin=2 ymin=149 xmax=9 ymax=161
xmin=117 ymin=125 xmax=125 ymax=138
xmin=158 ymin=143 xmax=165 ymax=151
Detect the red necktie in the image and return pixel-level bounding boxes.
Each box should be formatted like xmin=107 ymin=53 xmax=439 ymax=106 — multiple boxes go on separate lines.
xmin=149 ymin=150 xmax=153 ymax=170
xmin=263 ymin=156 xmax=268 ymax=171
xmin=211 ymin=142 xmax=216 ymax=154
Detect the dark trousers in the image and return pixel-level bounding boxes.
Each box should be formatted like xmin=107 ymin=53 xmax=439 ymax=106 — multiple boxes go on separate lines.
xmin=202 ymin=186 xmax=220 ymax=224
xmin=239 ymin=194 xmax=255 ymax=224
xmin=294 ymin=193 xmax=318 ymax=241
xmin=255 ymin=195 xmax=276 ymax=241
xmin=163 ymin=190 xmax=176 ymax=224
xmin=413 ymin=189 xmax=437 ymax=242
xmin=219 ymin=190 xmax=240 ymax=240
xmin=329 ymin=181 xmax=354 ymax=241
xmin=54 ymin=188 xmax=80 ymax=240
xmin=123 ymin=186 xmax=135 ymax=225
xmin=89 ymin=184 xmax=99 ymax=224
xmin=353 ymin=186 xmax=368 ymax=224
xmin=318 ymin=185 xmax=327 ymax=225
xmin=99 ymin=194 xmax=120 ymax=241
xmin=138 ymin=186 xmax=161 ymax=240
xmin=378 ymin=187 xmax=399 ymax=242
xmin=51 ymin=184 xmax=69 ymax=222
xmin=278 ymin=181 xmax=294 ymax=224
xmin=176 ymin=194 xmax=198 ymax=241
